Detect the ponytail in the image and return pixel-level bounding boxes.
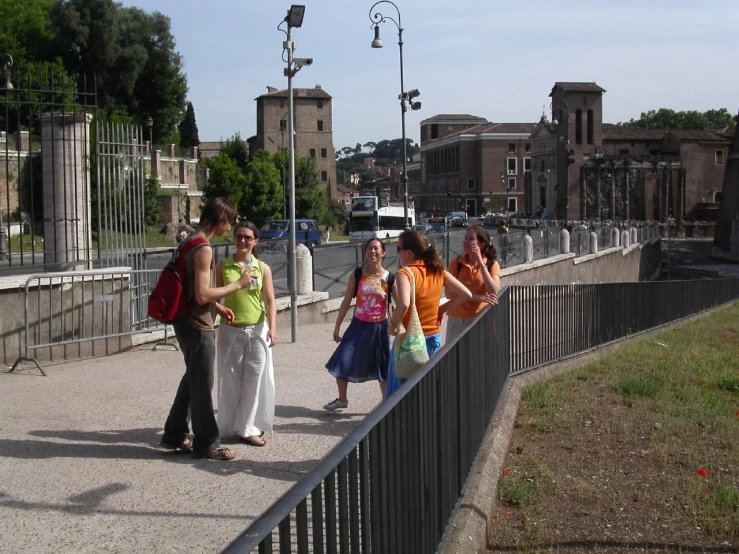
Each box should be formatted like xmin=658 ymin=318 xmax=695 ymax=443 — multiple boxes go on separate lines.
xmin=422 ymin=243 xmax=445 ymax=274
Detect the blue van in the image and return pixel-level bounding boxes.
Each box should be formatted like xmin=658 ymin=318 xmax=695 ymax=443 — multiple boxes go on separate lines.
xmin=260 ymin=219 xmax=322 ymax=248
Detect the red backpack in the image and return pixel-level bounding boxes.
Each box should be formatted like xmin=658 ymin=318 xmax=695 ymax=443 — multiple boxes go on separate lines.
xmin=148 ymin=236 xmax=209 ymax=323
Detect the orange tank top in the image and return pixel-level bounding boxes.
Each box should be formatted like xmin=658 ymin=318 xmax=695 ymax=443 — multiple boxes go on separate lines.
xmin=398 ymin=261 xmax=444 ymax=336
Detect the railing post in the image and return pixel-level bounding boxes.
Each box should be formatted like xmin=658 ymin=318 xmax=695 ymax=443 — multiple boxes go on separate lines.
xmin=559 ymin=228 xmax=570 ymax=254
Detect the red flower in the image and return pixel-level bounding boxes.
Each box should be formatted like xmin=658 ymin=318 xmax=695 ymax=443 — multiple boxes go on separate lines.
xmin=697 ymin=468 xmax=708 ymax=477
xmin=503 ymin=467 xmax=511 ymax=474
xmin=506 ymin=510 xmax=512 ymax=516
xmin=735 ymin=411 xmax=739 ymax=417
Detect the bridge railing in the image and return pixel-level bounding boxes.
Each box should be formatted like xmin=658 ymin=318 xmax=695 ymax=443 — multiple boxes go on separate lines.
xmin=221 ymin=277 xmax=739 ymax=553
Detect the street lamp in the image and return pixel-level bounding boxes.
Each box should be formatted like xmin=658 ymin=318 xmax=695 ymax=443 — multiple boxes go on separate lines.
xmin=279 ymin=4 xmax=310 ymax=342
xmin=551 ymin=98 xmax=570 ymax=226
xmin=146 ymin=116 xmax=153 ymax=151
xmin=369 ymin=1 xmax=421 ymax=229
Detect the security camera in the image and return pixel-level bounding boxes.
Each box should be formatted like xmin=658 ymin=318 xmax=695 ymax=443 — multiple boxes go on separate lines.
xmin=294 ymin=57 xmax=313 ymax=67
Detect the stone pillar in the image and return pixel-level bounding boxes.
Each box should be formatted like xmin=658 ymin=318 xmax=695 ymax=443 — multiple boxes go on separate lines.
xmin=624 ymin=167 xmax=630 ymax=221
xmin=168 ymin=144 xmax=175 ymax=158
xmin=589 ymin=231 xmax=598 ymax=254
xmin=611 ymin=227 xmax=620 ymax=247
xmin=191 ymin=146 xmax=198 ymax=159
xmin=559 ymin=229 xmax=570 ymax=254
xmin=152 ymin=149 xmax=161 ymax=176
xmin=296 ymin=244 xmax=313 ymax=294
xmin=621 ymin=230 xmax=630 ymax=249
xmin=41 ymin=112 xmax=94 ymax=270
xmin=630 ymin=227 xmax=638 ymax=245
xmin=580 ymin=166 xmax=586 ymax=221
xmin=523 ymin=234 xmax=533 ymax=263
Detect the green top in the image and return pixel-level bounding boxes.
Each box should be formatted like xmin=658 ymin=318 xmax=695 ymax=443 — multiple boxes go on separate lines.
xmin=221 ymin=255 xmax=265 ymax=325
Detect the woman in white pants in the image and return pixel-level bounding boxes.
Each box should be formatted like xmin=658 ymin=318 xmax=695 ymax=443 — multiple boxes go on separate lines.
xmin=216 ymin=221 xmax=277 ymax=446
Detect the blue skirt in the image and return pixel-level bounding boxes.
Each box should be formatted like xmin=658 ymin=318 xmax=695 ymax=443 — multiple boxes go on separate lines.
xmin=326 ymin=318 xmax=390 ymax=383
xmin=385 ymin=333 xmax=442 ymax=398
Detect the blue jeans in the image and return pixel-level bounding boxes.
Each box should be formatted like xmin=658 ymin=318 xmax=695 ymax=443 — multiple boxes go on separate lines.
xmin=162 ymin=322 xmax=220 ymax=454
xmin=385 ymin=333 xmax=442 ymax=399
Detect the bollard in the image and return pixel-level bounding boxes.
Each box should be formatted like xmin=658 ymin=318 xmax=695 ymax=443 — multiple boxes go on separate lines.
xmin=559 ymin=229 xmax=570 ymax=254
xmin=630 ymin=227 xmax=638 ymax=245
xmin=611 ymin=227 xmax=620 ymax=247
xmin=523 ymin=235 xmax=533 ymax=263
xmin=296 ymin=243 xmax=313 ymax=295
xmin=621 ymin=230 xmax=630 ymax=249
xmin=589 ymin=231 xmax=598 ymax=254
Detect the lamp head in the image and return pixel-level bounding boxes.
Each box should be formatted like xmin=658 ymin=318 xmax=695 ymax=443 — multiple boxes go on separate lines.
xmin=1 ymin=53 xmax=13 ymax=90
xmin=286 ymin=5 xmax=305 ymax=28
xmin=407 ymin=89 xmax=420 ymax=99
xmin=146 ymin=117 xmax=153 ymax=128
xmin=410 ymin=101 xmax=421 ymax=111
xmin=371 ymin=25 xmax=383 ymax=48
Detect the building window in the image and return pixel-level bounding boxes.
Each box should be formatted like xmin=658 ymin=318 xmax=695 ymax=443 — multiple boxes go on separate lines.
xmin=619 ymin=149 xmax=629 ymax=155
xmin=280 ymin=120 xmax=287 ymax=130
xmin=540 ymin=160 xmax=546 ymax=172
xmin=321 ymin=148 xmax=327 ymax=158
xmin=715 ymin=150 xmax=724 ymax=165
xmin=575 ymin=109 xmax=583 ymax=145
xmin=317 ymin=120 xmax=324 ymax=132
xmin=431 ymin=124 xmax=438 ymax=139
xmin=317 ymin=99 xmax=324 ymax=109
xmin=525 ymin=143 xmax=531 ymax=152
xmin=507 ymin=157 xmax=517 ymax=175
xmin=321 ymin=170 xmax=328 ymax=182
xmin=508 ymin=143 xmax=516 ymax=153
xmin=507 ymin=197 xmax=517 ymax=212
xmin=508 ymin=177 xmax=516 ymax=190
xmin=524 ymin=158 xmax=531 ymax=172
xmin=309 ymin=148 xmax=316 ymax=158
xmin=279 ymin=100 xmax=284 ymax=109
xmin=467 ymin=178 xmax=475 ymax=190
xmin=649 ymin=149 xmax=659 ymax=155
xmin=587 ymin=109 xmax=594 ymax=145
xmin=447 ymin=125 xmax=454 ymax=130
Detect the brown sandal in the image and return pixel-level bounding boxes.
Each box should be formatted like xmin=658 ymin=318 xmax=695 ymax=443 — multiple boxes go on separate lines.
xmin=191 ymin=447 xmax=235 ymax=461
xmin=241 ymin=435 xmax=266 ymax=447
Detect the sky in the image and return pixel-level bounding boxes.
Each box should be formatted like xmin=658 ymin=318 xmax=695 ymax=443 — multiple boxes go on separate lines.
xmin=119 ymin=0 xmax=739 ymax=150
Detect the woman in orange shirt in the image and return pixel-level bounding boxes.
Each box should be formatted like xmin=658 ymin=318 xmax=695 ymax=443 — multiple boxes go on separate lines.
xmin=385 ymin=231 xmax=474 ymax=398
xmin=443 ymin=225 xmax=501 ymax=344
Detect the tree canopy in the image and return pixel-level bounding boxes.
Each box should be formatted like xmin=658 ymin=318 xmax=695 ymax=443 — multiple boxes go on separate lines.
xmin=178 ymin=102 xmax=200 ymax=148
xmin=617 ymin=108 xmax=734 ymax=129
xmin=336 ymin=137 xmax=420 ymax=186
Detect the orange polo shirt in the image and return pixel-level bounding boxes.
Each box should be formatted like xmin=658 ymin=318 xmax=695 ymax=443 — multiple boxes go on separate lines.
xmin=447 ymin=255 xmax=501 ymax=319
xmin=398 ymin=261 xmax=445 ymax=336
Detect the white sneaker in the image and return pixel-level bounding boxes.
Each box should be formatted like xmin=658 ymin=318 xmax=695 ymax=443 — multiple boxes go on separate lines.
xmin=323 ymin=398 xmax=348 ymax=412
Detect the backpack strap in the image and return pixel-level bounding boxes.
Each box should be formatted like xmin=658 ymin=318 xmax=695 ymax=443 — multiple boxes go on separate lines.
xmin=386 ymin=271 xmax=395 ymax=305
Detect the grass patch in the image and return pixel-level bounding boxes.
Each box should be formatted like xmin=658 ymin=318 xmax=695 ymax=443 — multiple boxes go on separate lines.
xmin=489 ymin=303 xmax=739 ymax=552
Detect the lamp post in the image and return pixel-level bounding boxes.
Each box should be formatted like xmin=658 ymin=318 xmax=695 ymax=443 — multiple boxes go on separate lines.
xmin=551 ymin=98 xmax=570 ymax=226
xmin=145 ymin=116 xmax=153 ymax=153
xmin=0 ymin=54 xmax=13 ymax=261
xmin=369 ymin=1 xmax=421 ymax=229
xmin=280 ymin=4 xmax=309 ymax=343
xmin=1 ymin=53 xmax=12 ymax=91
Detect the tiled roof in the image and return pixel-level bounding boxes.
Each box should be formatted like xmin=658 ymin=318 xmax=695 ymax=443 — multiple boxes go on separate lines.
xmin=421 ymin=114 xmax=487 ymax=123
xmin=550 ymin=82 xmax=606 ymax=94
xmin=198 ymin=141 xmax=223 ymax=151
xmin=482 ymin=123 xmax=537 ymax=134
xmin=602 ymin=124 xmax=729 ymax=142
xmin=256 ymin=86 xmax=332 ymax=100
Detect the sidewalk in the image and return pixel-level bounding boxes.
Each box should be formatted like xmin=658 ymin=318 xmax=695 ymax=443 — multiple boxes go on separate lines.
xmin=0 ymin=321 xmax=382 ymax=554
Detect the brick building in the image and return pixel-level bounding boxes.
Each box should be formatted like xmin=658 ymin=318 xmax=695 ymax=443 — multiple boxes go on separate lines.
xmin=248 ymin=85 xmax=337 ymax=199
xmin=416 ymin=115 xmax=534 ymax=216
xmin=529 ymin=81 xmax=731 ymax=222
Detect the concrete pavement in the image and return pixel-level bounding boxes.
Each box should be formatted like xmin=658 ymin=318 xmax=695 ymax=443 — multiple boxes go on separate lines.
xmin=0 ymin=320 xmax=384 ymax=554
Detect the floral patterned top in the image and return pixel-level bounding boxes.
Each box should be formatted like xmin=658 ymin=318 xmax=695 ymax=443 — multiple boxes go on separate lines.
xmin=354 ymin=270 xmax=390 ymax=323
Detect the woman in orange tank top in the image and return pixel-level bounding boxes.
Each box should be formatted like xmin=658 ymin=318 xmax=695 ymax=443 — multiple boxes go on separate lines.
xmin=385 ymin=231 xmax=474 ymax=398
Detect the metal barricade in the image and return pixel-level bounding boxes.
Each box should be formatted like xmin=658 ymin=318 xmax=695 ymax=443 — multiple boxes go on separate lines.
xmin=9 ymin=268 xmax=172 ymax=375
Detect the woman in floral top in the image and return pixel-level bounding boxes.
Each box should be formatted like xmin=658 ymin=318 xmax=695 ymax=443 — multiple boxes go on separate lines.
xmin=324 ymin=239 xmax=393 ymax=411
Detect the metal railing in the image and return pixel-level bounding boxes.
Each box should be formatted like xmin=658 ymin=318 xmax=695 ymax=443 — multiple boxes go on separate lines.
xmin=223 ymin=277 xmax=739 ymax=553
xmin=9 ymin=268 xmax=172 ymax=375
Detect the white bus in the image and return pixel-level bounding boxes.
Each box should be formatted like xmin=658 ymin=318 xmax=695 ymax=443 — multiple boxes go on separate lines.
xmin=348 ymin=196 xmax=415 ymax=240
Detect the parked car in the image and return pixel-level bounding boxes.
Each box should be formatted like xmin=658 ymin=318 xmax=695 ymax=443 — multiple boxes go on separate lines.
xmin=412 ymin=224 xmax=433 ymax=233
xmin=450 ymin=217 xmax=468 ymax=228
xmin=260 ymin=219 xmax=322 ymax=248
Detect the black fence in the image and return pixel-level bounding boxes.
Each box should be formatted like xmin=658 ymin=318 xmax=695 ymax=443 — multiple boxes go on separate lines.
xmin=221 ymin=277 xmax=739 ymax=553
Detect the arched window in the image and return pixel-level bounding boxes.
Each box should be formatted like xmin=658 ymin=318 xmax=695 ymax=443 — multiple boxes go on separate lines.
xmin=575 ymin=109 xmax=583 ymax=145
xmin=587 ymin=109 xmax=594 ymax=145
xmin=540 ymin=160 xmax=546 ymax=172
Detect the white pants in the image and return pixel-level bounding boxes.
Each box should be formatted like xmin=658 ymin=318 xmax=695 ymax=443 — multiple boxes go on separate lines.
xmin=216 ymin=321 xmax=275 ymax=438
xmin=444 ymin=315 xmax=477 ymax=345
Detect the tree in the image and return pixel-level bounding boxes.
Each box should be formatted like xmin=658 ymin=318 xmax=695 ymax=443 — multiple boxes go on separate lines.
xmin=202 ymin=153 xmax=247 ymax=209
xmin=144 ymin=171 xmax=161 ymax=226
xmin=294 ymin=154 xmax=326 ymax=220
xmin=241 ymin=150 xmax=282 ymax=227
xmin=0 ymin=0 xmax=55 ymax=64
xmin=220 ymin=132 xmax=249 ymax=172
xmin=617 ymin=108 xmax=734 ymax=129
xmin=178 ymin=102 xmax=200 ymax=148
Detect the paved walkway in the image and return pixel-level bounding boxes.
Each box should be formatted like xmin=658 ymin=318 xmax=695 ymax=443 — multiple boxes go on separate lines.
xmin=0 ymin=321 xmax=384 ymax=554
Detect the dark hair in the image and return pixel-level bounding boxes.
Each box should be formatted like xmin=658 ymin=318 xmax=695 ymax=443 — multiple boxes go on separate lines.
xmin=364 ymin=238 xmax=386 ymax=253
xmin=234 ymin=221 xmax=260 ymax=258
xmin=200 ymin=197 xmax=236 ymax=228
xmin=468 ymin=225 xmax=497 ymax=262
xmin=398 ymin=230 xmax=444 ymax=275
